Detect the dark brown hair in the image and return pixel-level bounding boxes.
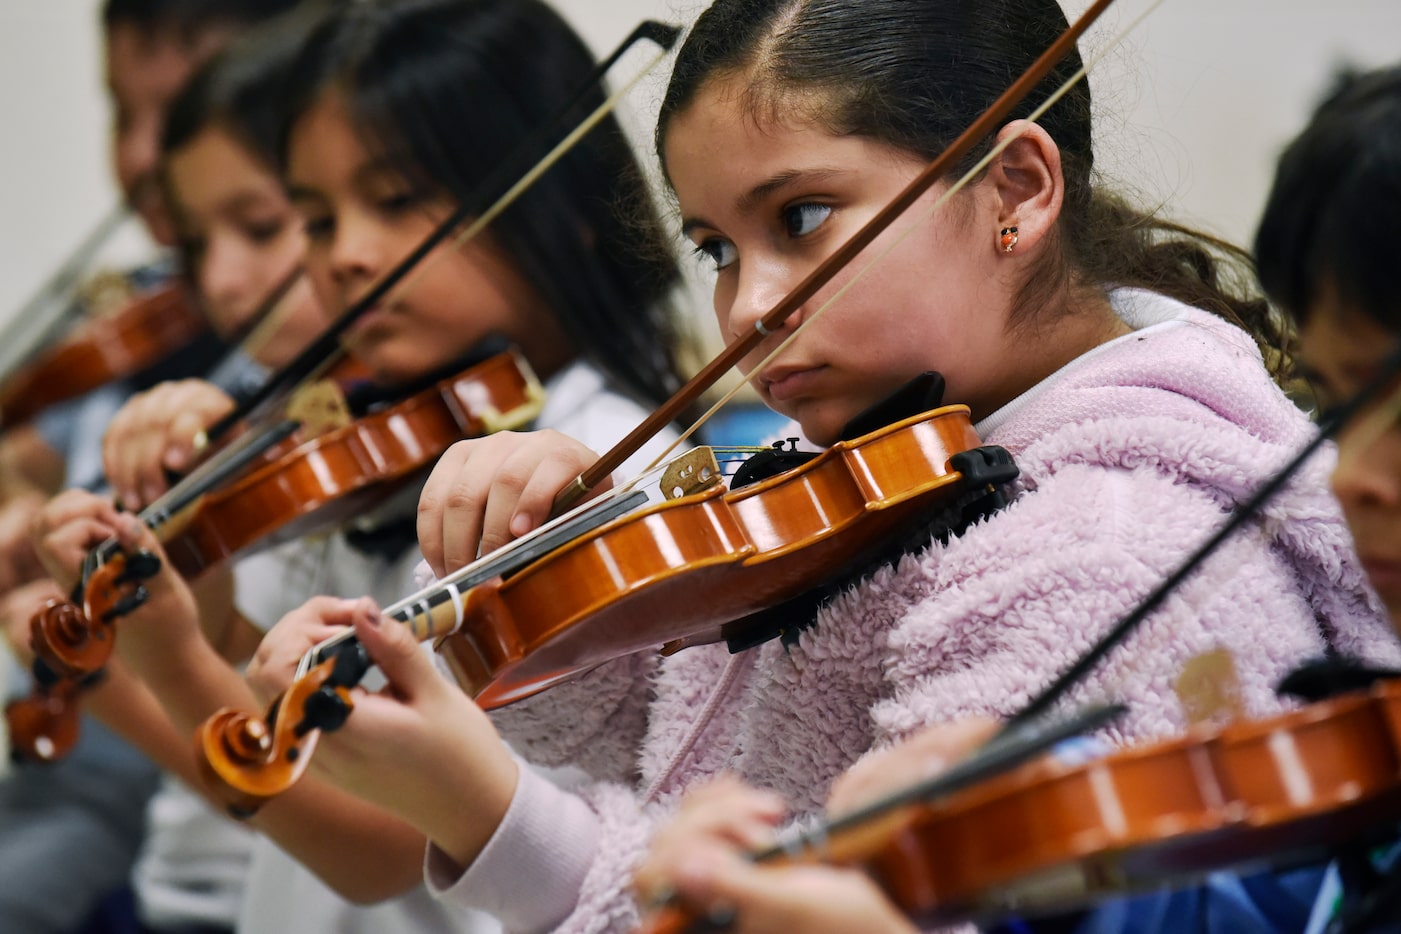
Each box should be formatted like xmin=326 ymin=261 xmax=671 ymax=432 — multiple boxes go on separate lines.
xmin=1256 ymin=64 xmax=1401 ymax=333
xmin=658 ymin=0 xmax=1288 ymax=377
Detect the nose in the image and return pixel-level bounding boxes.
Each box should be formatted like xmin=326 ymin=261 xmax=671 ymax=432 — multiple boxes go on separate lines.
xmin=326 ymin=209 xmax=384 ymax=289
xmin=1331 ymin=423 xmax=1401 ymax=513
xmin=724 ymin=256 xmax=804 ymax=344
xmin=198 ymin=236 xmax=256 ymax=337
xmin=113 ymin=115 xmax=159 ymax=203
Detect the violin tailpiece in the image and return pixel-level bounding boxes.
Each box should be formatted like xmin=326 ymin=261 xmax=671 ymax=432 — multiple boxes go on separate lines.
xmin=725 ymin=445 xmax=1020 ymax=654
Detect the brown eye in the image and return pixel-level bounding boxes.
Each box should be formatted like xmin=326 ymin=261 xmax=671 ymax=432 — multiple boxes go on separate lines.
xmin=782 ymin=203 xmax=831 ymax=237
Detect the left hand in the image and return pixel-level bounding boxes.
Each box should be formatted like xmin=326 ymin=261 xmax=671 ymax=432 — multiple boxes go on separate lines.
xmin=248 ymin=596 xmax=519 ymax=868
xmin=0 ymin=578 xmax=66 ymax=668
xmin=827 ymin=718 xmax=998 ymax=816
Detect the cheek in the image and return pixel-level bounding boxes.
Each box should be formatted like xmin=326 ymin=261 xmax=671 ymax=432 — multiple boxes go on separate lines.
xmin=304 ymin=260 xmax=341 ymax=315
xmin=262 ymin=229 xmax=306 ymax=277
xmin=711 ymin=277 xmax=737 ymax=338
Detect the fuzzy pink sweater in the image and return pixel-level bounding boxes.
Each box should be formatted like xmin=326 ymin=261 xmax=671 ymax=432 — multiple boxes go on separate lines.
xmin=425 ymin=290 xmax=1401 ymax=933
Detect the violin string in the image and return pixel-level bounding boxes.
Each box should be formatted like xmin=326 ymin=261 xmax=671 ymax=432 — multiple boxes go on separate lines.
xmin=207 ymin=21 xmax=682 ymax=448
xmin=641 ymin=0 xmax=1163 ymax=474
xmin=295 ymin=450 xmax=700 ymax=673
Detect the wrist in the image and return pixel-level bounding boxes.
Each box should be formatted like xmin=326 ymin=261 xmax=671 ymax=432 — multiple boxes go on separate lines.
xmin=428 ymin=742 xmax=520 ymax=869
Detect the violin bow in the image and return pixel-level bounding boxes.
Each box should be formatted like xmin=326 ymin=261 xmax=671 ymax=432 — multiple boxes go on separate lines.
xmin=0 ymin=202 xmax=130 ymax=381
xmin=1005 ymin=341 xmax=1401 ymax=730
xmin=201 ymin=20 xmax=683 ymax=449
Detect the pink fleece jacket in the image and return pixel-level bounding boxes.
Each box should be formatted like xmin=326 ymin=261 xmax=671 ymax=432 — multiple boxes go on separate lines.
xmin=424 ymin=290 xmax=1401 ymax=933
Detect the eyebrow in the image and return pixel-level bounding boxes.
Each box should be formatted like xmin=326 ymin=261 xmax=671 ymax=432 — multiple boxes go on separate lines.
xmin=680 ymin=167 xmax=846 ymax=238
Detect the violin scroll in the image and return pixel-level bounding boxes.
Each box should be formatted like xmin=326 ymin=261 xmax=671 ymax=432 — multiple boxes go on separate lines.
xmin=198 ymin=640 xmax=369 ymax=817
xmin=4 ymin=676 xmax=82 ymax=764
xmin=29 ymin=549 xmax=161 ymax=678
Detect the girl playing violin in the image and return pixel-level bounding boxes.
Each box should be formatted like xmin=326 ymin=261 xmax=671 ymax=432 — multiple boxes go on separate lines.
xmin=241 ymin=0 xmax=1401 ymax=931
xmin=34 ymin=0 xmax=691 ymax=932
xmin=629 ymin=59 xmax=1401 ymax=934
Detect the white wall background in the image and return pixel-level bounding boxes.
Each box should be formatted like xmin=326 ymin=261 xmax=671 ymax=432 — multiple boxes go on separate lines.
xmin=1 ymin=0 xmax=1398 ymax=331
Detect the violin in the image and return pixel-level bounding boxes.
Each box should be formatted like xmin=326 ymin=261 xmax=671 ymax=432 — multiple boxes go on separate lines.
xmin=195 ymin=383 xmax=1018 ymax=815
xmin=6 ymin=350 xmax=543 ymax=764
xmin=0 ymin=283 xmax=207 ymax=429
xmin=158 ymin=348 xmax=543 ymax=579
xmin=639 ymin=679 xmax=1401 ymax=932
xmin=3 ymin=672 xmax=83 ymax=764
xmin=23 ymin=348 xmax=544 ymax=679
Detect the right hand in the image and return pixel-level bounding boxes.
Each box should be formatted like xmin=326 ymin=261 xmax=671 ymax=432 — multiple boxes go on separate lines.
xmin=417 ymin=429 xmax=608 ymax=578
xmin=633 ymin=776 xmax=917 ymax=934
xmin=102 ymin=379 xmax=236 ymax=511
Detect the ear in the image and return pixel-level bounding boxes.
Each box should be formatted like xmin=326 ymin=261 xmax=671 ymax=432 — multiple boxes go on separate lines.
xmin=984 ymin=120 xmax=1064 ymax=255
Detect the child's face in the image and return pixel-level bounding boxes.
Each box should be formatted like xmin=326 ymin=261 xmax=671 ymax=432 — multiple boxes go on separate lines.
xmin=663 ymin=78 xmax=1021 ymax=446
xmin=285 ymin=91 xmax=550 ymax=385
xmin=104 ymin=22 xmax=222 ymax=247
xmin=1298 ymin=291 xmax=1401 ymax=635
xmin=166 ymin=125 xmax=327 ymax=368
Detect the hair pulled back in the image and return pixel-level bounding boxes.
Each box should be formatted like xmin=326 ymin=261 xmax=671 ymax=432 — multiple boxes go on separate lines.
xmin=279 ymin=0 xmax=688 ymax=407
xmin=1255 ymin=65 xmax=1401 ymax=333
xmin=658 ymin=0 xmax=1287 ymax=375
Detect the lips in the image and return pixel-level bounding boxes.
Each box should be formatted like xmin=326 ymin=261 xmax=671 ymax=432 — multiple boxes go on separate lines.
xmin=760 ymin=365 xmax=825 ymax=403
xmin=1359 ymin=555 xmax=1401 ymax=599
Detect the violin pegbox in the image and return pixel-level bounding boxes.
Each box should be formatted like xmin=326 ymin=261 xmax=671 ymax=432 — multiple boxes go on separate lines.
xmin=660 ymin=447 xmax=723 ymax=500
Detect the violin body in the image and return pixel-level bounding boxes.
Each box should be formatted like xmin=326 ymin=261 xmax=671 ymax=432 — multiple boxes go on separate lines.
xmin=4 ymin=677 xmax=82 ymax=764
xmin=640 ymin=681 xmax=1401 ymax=934
xmin=0 ymin=285 xmax=205 ymax=428
xmin=440 ymin=404 xmax=1003 ymax=708
xmin=870 ymin=681 xmax=1401 ymax=923
xmin=161 ymin=349 xmax=545 ymax=579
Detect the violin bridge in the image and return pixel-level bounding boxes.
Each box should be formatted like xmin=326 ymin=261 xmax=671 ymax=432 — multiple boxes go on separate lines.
xmin=1174 ymin=648 xmax=1243 ymax=726
xmin=659 ymin=447 xmax=722 ymax=500
xmin=286 ymin=380 xmax=354 ymax=438
xmin=79 ymin=269 xmax=136 ymax=317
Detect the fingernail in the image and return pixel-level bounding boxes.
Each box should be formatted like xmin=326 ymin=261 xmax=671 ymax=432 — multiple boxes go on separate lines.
xmin=356 ymin=597 xmax=382 ymax=628
xmin=509 ymin=512 xmax=533 ymax=539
